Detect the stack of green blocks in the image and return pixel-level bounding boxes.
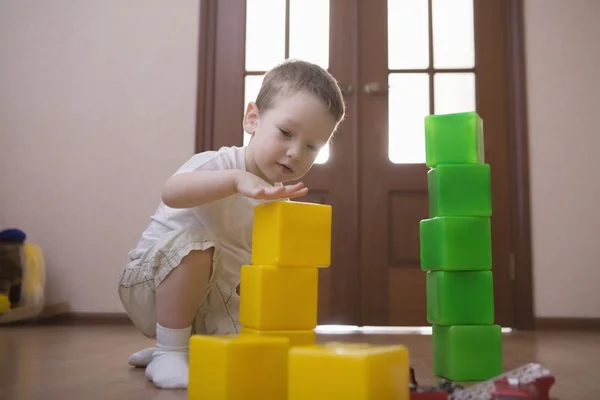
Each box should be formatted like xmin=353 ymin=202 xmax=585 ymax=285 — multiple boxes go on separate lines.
xmin=420 ymin=111 xmax=502 ymax=382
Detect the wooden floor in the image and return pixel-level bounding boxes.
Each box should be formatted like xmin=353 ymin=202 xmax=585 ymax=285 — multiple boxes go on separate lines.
xmin=0 ymin=323 xmax=598 ymax=399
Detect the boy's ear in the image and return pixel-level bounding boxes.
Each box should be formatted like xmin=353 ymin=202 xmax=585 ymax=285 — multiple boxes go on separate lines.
xmin=243 ymin=102 xmax=260 ymax=135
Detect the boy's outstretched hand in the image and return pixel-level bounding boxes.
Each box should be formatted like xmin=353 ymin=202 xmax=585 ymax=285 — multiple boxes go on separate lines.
xmin=235 ymin=171 xmax=308 ymax=200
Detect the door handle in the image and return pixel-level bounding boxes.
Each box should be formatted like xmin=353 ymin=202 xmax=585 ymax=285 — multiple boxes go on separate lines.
xmin=339 ymin=83 xmax=354 ymax=96
xmin=363 ymin=82 xmax=389 ymax=95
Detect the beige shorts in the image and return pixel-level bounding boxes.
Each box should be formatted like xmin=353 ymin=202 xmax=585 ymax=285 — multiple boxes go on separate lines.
xmin=117 ymin=227 xmax=241 ymax=338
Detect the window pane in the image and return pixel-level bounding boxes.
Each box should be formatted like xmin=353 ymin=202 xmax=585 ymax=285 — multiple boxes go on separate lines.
xmin=246 ymin=0 xmax=286 ymax=71
xmin=434 ymin=73 xmax=475 ymax=114
xmin=432 ymin=0 xmax=474 ymax=68
xmin=388 ymin=74 xmax=430 ymax=164
xmin=290 ymin=0 xmax=329 ymax=68
xmin=314 ymin=143 xmax=329 ymax=164
xmin=243 ymin=75 xmax=265 ymax=146
xmin=388 ymin=0 xmax=429 ymax=69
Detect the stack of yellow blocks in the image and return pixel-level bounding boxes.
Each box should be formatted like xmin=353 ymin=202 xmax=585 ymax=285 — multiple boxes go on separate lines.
xmin=188 ymin=201 xmax=410 ymax=400
xmin=238 ymin=200 xmax=332 ymax=346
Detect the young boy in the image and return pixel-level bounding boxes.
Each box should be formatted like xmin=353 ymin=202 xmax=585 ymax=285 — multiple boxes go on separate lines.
xmin=117 ymin=59 xmax=346 ymax=389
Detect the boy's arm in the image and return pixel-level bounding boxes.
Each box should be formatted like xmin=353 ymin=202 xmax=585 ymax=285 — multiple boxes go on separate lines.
xmin=161 ymin=170 xmax=241 ymax=209
xmin=162 ymin=169 xmax=310 ymax=209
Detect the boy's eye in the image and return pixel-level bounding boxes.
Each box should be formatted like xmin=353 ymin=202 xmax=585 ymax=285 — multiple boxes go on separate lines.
xmin=279 ymin=128 xmax=292 ymax=137
xmin=307 ymin=144 xmax=318 ymax=151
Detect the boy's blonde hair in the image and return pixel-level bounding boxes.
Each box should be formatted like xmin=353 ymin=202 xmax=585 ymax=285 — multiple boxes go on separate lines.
xmin=255 ymin=59 xmax=346 ymax=127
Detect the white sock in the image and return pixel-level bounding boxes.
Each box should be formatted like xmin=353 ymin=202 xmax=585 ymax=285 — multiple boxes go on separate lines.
xmin=145 ymin=323 xmax=191 ymax=389
xmin=128 ymin=347 xmax=155 ymax=368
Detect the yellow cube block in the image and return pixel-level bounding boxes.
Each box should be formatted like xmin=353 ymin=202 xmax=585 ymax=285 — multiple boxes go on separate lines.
xmin=252 ymin=201 xmax=332 ymax=267
xmin=0 ymin=294 xmax=10 ymax=312
xmin=239 ymin=264 xmax=318 ymax=330
xmin=188 ymin=334 xmax=289 ymax=400
xmin=288 ymin=342 xmax=410 ymax=400
xmin=240 ymin=327 xmax=316 ymax=347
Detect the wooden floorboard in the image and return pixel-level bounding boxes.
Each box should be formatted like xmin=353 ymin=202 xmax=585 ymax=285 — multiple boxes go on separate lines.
xmin=0 ymin=324 xmax=598 ymax=399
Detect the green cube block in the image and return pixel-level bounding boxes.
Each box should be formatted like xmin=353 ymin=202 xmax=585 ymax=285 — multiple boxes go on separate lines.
xmin=420 ymin=217 xmax=492 ymax=271
xmin=433 ymin=324 xmax=502 ymax=381
xmin=424 ymin=111 xmax=485 ymax=168
xmin=428 ymin=164 xmax=492 ymax=218
xmin=426 ymin=270 xmax=494 ymax=325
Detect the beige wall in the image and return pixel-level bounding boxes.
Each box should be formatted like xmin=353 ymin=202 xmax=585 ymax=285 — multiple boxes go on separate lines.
xmin=0 ymin=0 xmax=199 ymax=312
xmin=1 ymin=0 xmax=598 ymax=319
xmin=525 ymin=0 xmax=600 ymax=318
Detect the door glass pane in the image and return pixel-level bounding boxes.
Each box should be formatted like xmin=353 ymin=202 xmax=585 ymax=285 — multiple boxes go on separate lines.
xmin=434 ymin=73 xmax=476 ymax=114
xmin=243 ymin=0 xmax=330 ymax=163
xmin=431 ymin=0 xmax=474 ymax=68
xmin=246 ymin=0 xmax=286 ymax=71
xmin=243 ymin=75 xmax=265 ymax=146
xmin=314 ymin=143 xmax=329 ymax=164
xmin=387 ymin=0 xmax=429 ymax=69
xmin=388 ymin=74 xmax=430 ymax=164
xmin=289 ymin=0 xmax=330 ymax=162
xmin=290 ymin=0 xmax=329 ymax=69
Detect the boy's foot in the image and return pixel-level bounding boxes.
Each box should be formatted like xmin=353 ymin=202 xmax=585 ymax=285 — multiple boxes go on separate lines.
xmin=145 ymin=349 xmax=189 ymax=389
xmin=144 ymin=324 xmax=191 ymax=389
xmin=128 ymin=347 xmax=155 ymax=368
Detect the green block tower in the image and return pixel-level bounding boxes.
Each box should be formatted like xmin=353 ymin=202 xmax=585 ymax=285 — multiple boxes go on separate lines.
xmin=421 ymin=111 xmax=502 ymax=382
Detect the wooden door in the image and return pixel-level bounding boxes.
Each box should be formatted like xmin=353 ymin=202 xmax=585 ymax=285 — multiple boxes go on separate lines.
xmin=198 ymin=0 xmax=517 ymax=327
xmin=200 ymin=0 xmax=360 ymax=325
xmin=358 ymin=0 xmax=515 ymax=327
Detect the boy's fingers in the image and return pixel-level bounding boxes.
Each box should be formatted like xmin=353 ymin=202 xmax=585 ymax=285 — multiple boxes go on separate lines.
xmin=283 ymin=183 xmax=305 ymax=193
xmin=250 ymin=183 xmax=307 ymax=199
xmin=266 ymin=186 xmax=285 ymax=196
xmin=287 ymin=188 xmax=309 ymax=198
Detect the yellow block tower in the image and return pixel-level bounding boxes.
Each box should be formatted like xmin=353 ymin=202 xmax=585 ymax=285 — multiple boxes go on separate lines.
xmin=188 ymin=200 xmax=410 ymax=400
xmin=239 ymin=200 xmax=332 ymax=346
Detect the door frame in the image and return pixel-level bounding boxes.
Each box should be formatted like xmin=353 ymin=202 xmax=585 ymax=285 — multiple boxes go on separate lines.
xmin=505 ymin=0 xmax=534 ymax=330
xmin=193 ymin=0 xmax=535 ymax=330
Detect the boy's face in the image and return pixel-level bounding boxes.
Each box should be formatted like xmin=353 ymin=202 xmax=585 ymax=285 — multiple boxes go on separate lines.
xmin=244 ymin=90 xmax=337 ymax=184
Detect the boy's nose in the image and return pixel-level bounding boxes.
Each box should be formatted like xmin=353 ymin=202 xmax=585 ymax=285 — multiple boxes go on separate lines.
xmin=287 ymin=146 xmax=301 ymax=160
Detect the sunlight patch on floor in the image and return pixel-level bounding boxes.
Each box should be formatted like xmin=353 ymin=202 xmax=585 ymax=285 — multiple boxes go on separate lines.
xmin=315 ymin=325 xmax=513 ymax=335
